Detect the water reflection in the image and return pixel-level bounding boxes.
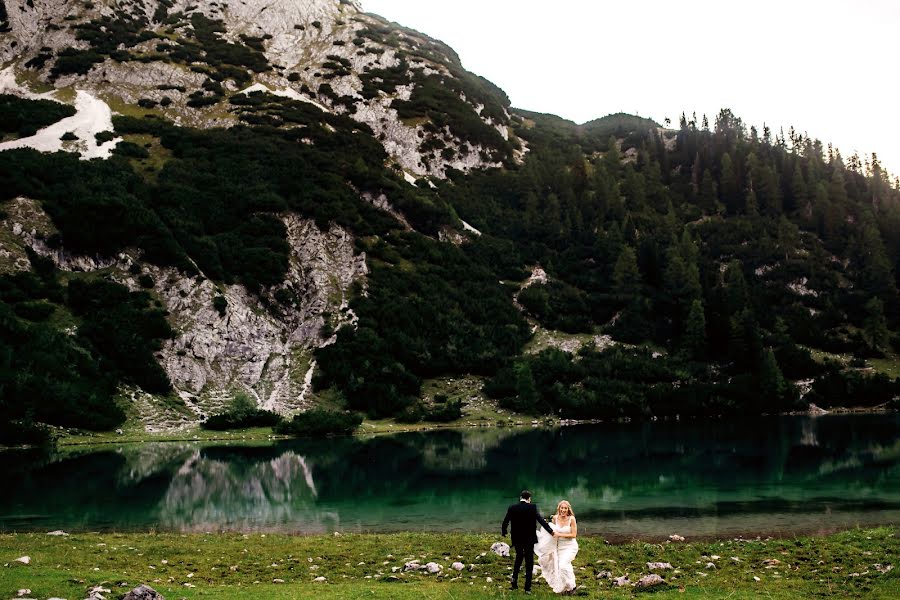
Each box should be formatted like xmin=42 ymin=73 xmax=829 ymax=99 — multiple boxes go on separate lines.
xmin=1 ymin=414 xmax=897 ymax=537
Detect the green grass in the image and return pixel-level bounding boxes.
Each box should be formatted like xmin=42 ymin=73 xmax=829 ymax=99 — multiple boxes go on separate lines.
xmin=0 ymin=528 xmax=896 ymax=598
xmin=868 ymin=353 xmax=900 ymax=378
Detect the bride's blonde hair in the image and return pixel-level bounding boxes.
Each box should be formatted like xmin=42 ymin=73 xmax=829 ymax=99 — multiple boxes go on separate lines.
xmin=554 ymin=500 xmax=574 ymax=520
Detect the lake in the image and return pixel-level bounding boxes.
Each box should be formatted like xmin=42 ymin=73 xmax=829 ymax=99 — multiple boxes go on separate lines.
xmin=1 ymin=414 xmax=898 ymax=538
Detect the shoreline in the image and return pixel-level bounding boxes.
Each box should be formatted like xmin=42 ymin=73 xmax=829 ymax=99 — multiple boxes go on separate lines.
xmin=3 ymin=406 xmax=895 ymax=452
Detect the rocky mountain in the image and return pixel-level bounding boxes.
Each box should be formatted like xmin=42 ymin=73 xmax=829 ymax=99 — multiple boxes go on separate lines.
xmin=1 ymin=0 xmax=519 ymax=176
xmin=0 ymin=0 xmax=522 ymax=430
xmin=1 ymin=0 xmax=899 ymax=443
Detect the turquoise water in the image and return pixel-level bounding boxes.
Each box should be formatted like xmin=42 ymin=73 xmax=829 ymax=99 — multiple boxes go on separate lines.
xmin=1 ymin=414 xmax=897 ymax=537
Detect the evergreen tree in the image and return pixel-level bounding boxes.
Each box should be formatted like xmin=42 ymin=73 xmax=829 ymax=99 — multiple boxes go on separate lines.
xmin=720 ymin=152 xmax=739 ymax=213
xmin=722 ymin=260 xmax=750 ymax=316
xmin=850 ymin=214 xmax=896 ymax=300
xmin=744 ymin=188 xmax=759 ymax=216
xmin=759 ymin=348 xmax=786 ymax=404
xmin=613 ymin=246 xmax=642 ymax=298
xmin=514 ymin=361 xmax=540 ymax=412
xmin=863 ymin=297 xmax=890 ymax=353
xmin=788 ymin=162 xmax=807 ymax=213
xmin=699 ymin=168 xmax=718 ymax=213
xmin=683 ymin=298 xmax=707 ymax=358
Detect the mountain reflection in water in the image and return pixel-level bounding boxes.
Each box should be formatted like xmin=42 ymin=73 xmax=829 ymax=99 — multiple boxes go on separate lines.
xmin=1 ymin=414 xmax=897 ymax=537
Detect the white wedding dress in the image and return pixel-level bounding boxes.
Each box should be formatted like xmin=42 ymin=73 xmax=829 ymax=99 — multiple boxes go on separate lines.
xmin=534 ymin=520 xmax=578 ymax=593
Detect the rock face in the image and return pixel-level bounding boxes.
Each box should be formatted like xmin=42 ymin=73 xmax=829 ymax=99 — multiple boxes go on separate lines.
xmin=152 ymin=213 xmax=366 ymax=416
xmin=0 ymin=199 xmax=366 ymax=423
xmin=2 ymin=0 xmax=520 ymax=178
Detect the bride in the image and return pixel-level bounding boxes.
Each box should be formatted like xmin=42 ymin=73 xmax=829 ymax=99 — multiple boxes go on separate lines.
xmin=534 ymin=500 xmax=579 ymax=593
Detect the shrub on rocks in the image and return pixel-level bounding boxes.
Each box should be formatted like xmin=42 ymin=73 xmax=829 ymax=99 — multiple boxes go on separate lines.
xmin=201 ymin=391 xmax=282 ymax=430
xmin=274 ymin=408 xmax=362 ymax=437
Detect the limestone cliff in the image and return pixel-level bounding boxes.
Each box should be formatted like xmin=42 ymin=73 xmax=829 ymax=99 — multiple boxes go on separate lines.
xmin=1 ymin=0 xmax=521 ymax=178
xmin=0 ymin=197 xmax=366 ymax=424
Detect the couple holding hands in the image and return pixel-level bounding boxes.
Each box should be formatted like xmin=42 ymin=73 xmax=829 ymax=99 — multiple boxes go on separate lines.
xmin=501 ymin=490 xmax=579 ymax=594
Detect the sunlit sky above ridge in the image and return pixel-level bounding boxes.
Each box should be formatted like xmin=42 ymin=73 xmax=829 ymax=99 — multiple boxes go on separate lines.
xmin=363 ymin=0 xmax=900 ymax=177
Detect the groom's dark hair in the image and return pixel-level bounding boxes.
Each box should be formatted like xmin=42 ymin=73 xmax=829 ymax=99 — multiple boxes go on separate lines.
xmin=520 ymin=490 xmax=532 ymax=500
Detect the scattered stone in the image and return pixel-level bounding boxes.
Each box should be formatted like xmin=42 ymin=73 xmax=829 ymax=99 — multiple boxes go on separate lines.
xmin=16 ymin=590 xmax=31 ymax=598
xmin=875 ymin=564 xmax=893 ymax=574
xmin=753 ymin=576 xmax=761 ymax=582
xmin=730 ymin=556 xmax=741 ymax=562
xmin=273 ymin=578 xmax=284 ymax=583
xmin=705 ymin=562 xmax=717 ymax=570
xmin=490 ymin=542 xmax=510 ymax=557
xmin=121 ymin=584 xmax=164 ymax=600
xmin=710 ymin=555 xmax=721 ymax=560
xmin=613 ymin=575 xmax=630 ymax=587
xmin=313 ymin=576 xmax=326 ymax=582
xmin=46 ymin=530 xmax=69 ymax=536
xmin=763 ymin=559 xmax=781 ymax=568
xmin=532 ymin=565 xmax=541 ymax=576
xmin=403 ymin=560 xmax=424 ymax=572
xmin=486 ymin=577 xmax=493 ymax=583
xmin=425 ymin=562 xmax=442 ymax=574
xmin=596 ymin=570 xmax=613 ymax=579
xmin=636 ymin=574 xmax=665 ymax=588
xmin=668 ymin=534 xmax=685 ymax=542
xmin=451 ymin=562 xmax=464 ymax=571
xmin=647 ymin=562 xmax=673 ymax=570
xmin=333 ymin=532 xmax=341 ymax=536
xmin=85 ymin=585 xmax=112 ymax=600
xmin=14 ymin=556 xmax=31 ymax=565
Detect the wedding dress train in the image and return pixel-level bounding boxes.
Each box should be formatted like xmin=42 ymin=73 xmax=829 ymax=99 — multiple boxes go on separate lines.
xmin=534 ymin=521 xmax=578 ymax=593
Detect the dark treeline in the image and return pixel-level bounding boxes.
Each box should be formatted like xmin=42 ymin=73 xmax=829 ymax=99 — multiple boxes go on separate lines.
xmin=430 ymin=109 xmax=900 ymax=417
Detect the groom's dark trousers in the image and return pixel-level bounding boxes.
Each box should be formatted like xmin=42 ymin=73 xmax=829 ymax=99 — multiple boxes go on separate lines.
xmin=502 ymin=500 xmax=553 ymax=590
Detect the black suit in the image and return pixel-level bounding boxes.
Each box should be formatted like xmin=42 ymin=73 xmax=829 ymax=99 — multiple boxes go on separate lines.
xmin=502 ymin=500 xmax=553 ymax=590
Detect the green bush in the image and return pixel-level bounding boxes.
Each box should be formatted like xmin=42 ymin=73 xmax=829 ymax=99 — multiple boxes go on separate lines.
xmin=201 ymin=391 xmax=282 ymax=430
xmin=213 ymin=295 xmax=227 ymax=316
xmin=0 ymin=95 xmax=76 ymax=138
xmin=274 ymin=408 xmax=362 ymax=437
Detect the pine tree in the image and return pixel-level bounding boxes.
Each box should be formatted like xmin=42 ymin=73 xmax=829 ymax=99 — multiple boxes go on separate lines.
xmin=514 ymin=361 xmax=540 ymax=412
xmin=829 ymin=167 xmax=848 ymax=205
xmin=720 ymin=152 xmax=739 ymax=213
xmin=699 ymin=168 xmax=718 ymax=213
xmin=744 ymin=188 xmax=759 ymax=216
xmin=759 ymin=348 xmax=786 ymax=404
xmin=850 ymin=214 xmax=896 ymax=300
xmin=788 ymin=163 xmax=807 ymax=213
xmin=863 ymin=297 xmax=890 ymax=353
xmin=683 ymin=299 xmax=707 ymax=359
xmin=613 ymin=246 xmax=642 ymax=298
xmin=723 ymin=261 xmax=750 ymax=317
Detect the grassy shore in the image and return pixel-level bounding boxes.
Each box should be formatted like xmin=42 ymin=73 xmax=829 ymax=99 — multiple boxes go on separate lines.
xmin=1 ymin=528 xmax=896 ymax=599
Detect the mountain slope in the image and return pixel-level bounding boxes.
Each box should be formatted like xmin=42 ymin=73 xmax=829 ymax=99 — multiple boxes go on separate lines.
xmin=1 ymin=1 xmax=900 ymax=443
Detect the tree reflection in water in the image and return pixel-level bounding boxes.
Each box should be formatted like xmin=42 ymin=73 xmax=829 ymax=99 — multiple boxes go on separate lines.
xmin=0 ymin=414 xmax=898 ymax=536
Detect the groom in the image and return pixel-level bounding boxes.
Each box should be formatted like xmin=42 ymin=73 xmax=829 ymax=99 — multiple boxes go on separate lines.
xmin=502 ymin=490 xmax=554 ymax=592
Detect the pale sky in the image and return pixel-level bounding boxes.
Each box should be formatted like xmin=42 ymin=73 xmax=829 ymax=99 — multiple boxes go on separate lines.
xmin=363 ymin=0 xmax=900 ymax=178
